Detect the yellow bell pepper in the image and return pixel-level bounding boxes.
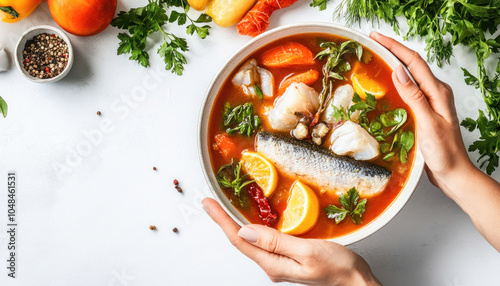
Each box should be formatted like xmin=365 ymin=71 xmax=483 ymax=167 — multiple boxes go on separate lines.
xmin=0 ymin=0 xmax=44 ymax=23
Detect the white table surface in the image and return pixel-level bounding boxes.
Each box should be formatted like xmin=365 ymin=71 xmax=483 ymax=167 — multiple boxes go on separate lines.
xmin=0 ymin=1 xmax=498 ymax=285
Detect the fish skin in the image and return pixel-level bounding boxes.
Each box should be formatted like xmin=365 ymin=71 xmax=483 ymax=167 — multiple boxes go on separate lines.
xmin=255 ymin=132 xmax=392 ymax=197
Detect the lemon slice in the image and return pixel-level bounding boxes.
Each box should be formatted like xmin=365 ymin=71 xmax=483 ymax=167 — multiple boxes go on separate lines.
xmin=278 ymin=180 xmax=319 ymax=235
xmin=352 ymin=73 xmax=386 ymax=99
xmin=241 ymin=151 xmax=278 ymax=197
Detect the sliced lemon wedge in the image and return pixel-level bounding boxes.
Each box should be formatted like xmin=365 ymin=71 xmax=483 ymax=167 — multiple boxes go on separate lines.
xmin=278 ymin=180 xmax=319 ymax=235
xmin=241 ymin=151 xmax=278 ymax=197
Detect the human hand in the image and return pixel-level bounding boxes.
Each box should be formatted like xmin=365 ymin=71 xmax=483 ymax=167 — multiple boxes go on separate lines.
xmin=370 ymin=32 xmax=475 ymax=197
xmin=202 ymin=198 xmax=381 ymax=285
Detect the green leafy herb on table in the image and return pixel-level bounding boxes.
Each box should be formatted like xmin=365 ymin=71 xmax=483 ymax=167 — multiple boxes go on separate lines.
xmin=216 ymin=159 xmax=253 ymax=204
xmin=312 ymin=0 xmax=500 ymax=174
xmin=111 ymin=0 xmax=212 ymax=75
xmin=325 ymin=188 xmax=367 ymax=224
xmin=0 ymin=96 xmax=7 ymax=118
xmin=223 ymin=102 xmax=261 ymax=136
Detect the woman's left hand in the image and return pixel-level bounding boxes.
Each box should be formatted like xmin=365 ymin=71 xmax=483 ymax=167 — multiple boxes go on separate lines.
xmin=202 ymin=198 xmax=381 ymax=285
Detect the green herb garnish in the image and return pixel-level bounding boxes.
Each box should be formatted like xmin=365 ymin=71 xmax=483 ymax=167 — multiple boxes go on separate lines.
xmin=223 ymin=103 xmax=261 ymax=136
xmin=254 ymin=84 xmax=264 ymax=101
xmin=325 ymin=188 xmax=367 ymax=224
xmin=0 ymin=96 xmax=7 ymax=118
xmin=216 ymin=159 xmax=253 ymax=200
xmin=111 ymin=0 xmax=211 ymax=75
xmin=379 ymin=108 xmax=407 ymax=135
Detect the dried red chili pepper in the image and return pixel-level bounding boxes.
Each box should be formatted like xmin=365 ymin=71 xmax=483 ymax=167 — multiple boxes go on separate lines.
xmin=248 ymin=183 xmax=278 ymax=226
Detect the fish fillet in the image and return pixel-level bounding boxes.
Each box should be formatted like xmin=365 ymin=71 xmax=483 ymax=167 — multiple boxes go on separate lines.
xmin=256 ymin=132 xmax=391 ymax=197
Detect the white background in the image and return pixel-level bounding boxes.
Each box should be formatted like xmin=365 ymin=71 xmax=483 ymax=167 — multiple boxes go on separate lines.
xmin=0 ymin=1 xmax=499 ymax=285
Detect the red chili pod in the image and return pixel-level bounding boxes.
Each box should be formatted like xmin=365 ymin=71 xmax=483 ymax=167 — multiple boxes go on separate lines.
xmin=248 ymin=183 xmax=278 ymax=226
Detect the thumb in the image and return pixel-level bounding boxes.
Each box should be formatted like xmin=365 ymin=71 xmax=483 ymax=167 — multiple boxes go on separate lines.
xmin=392 ymin=64 xmax=434 ymax=121
xmin=238 ymin=225 xmax=310 ymax=258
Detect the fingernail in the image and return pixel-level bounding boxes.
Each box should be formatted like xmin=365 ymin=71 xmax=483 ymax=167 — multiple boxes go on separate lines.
xmin=396 ymin=65 xmax=410 ymax=84
xmin=201 ymin=200 xmax=210 ymax=214
xmin=238 ymin=226 xmax=258 ymax=243
xmin=370 ymin=31 xmax=380 ymax=38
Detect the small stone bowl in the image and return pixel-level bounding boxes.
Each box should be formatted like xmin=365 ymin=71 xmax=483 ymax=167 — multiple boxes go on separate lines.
xmin=15 ymin=25 xmax=74 ymax=83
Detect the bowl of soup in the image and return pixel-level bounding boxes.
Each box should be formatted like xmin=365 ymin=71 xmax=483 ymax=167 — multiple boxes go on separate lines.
xmin=198 ymin=23 xmax=424 ymax=245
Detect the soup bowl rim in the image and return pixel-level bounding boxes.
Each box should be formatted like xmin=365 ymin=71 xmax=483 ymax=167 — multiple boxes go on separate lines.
xmin=198 ymin=22 xmax=425 ymax=245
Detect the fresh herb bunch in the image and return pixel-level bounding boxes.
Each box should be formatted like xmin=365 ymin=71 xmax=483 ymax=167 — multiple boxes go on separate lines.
xmin=312 ymin=0 xmax=500 ymax=174
xmin=325 ymin=188 xmax=367 ymax=224
xmin=0 ymin=96 xmax=7 ymax=118
xmin=223 ymin=102 xmax=262 ymax=136
xmin=111 ymin=0 xmax=212 ymax=75
xmin=216 ymin=159 xmax=254 ymax=203
xmin=313 ymin=40 xmax=364 ymax=125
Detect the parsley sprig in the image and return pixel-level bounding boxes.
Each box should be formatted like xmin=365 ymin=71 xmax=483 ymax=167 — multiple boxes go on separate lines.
xmin=312 ymin=0 xmax=500 ymax=174
xmin=111 ymin=0 xmax=212 ymax=75
xmin=325 ymin=188 xmax=367 ymax=224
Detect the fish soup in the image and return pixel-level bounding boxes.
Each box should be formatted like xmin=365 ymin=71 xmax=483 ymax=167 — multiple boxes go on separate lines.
xmin=208 ymin=33 xmax=416 ymax=239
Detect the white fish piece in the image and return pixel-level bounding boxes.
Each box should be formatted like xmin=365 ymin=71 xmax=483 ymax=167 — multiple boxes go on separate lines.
xmin=329 ymin=121 xmax=380 ymax=161
xmin=267 ymin=82 xmax=319 ymax=131
xmin=232 ymin=59 xmax=274 ymax=98
xmin=322 ymin=84 xmax=359 ymax=123
xmin=257 ymin=67 xmax=274 ymax=97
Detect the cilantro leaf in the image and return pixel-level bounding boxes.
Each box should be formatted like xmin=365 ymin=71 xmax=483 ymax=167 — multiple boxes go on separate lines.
xmin=325 ymin=188 xmax=367 ymax=224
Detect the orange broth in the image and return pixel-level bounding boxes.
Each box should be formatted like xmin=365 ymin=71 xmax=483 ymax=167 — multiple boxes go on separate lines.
xmin=208 ymin=33 xmax=416 ymax=239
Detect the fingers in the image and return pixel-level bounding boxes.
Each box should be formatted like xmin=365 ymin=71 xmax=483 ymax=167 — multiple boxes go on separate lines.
xmin=202 ymin=198 xmax=302 ymax=279
xmin=239 ymin=224 xmax=313 ymax=258
xmin=392 ymin=64 xmax=435 ymax=121
xmin=370 ymin=31 xmax=456 ymax=121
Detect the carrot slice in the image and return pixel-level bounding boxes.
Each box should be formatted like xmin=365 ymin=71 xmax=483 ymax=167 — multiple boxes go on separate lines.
xmin=260 ymin=42 xmax=315 ymax=67
xmin=213 ymin=133 xmax=237 ymax=160
xmin=278 ymin=69 xmax=319 ymax=95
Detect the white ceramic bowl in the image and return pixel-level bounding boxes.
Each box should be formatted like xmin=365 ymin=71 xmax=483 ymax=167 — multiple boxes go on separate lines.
xmin=198 ymin=23 xmax=424 ymax=245
xmin=15 ymin=25 xmax=74 ymax=83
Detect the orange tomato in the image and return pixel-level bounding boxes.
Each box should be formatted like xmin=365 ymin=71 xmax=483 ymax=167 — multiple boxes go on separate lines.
xmin=48 ymin=0 xmax=117 ymax=36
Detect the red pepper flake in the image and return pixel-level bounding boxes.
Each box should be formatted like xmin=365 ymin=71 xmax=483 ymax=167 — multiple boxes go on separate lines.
xmin=48 ymin=57 xmax=51 ymax=60
xmin=172 ymin=227 xmax=178 ymax=233
xmin=96 ymin=111 xmax=101 ymax=116
xmin=149 ymin=225 xmax=156 ymax=230
xmin=173 ymin=179 xmax=179 ymax=186
xmin=51 ymin=34 xmax=55 ymax=37
xmin=153 ymin=166 xmax=157 ymax=171
xmin=45 ymin=67 xmax=50 ymax=72
xmin=248 ymin=183 xmax=278 ymax=226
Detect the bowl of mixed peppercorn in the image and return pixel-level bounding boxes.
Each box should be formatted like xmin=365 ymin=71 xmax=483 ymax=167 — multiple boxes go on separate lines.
xmin=15 ymin=25 xmax=74 ymax=83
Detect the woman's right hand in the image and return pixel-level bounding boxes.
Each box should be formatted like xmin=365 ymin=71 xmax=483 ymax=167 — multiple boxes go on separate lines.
xmin=370 ymin=32 xmax=474 ymax=197
xmin=371 ymin=32 xmax=500 ymax=251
